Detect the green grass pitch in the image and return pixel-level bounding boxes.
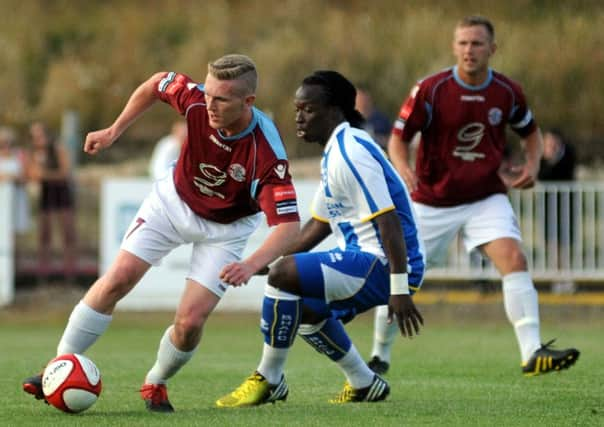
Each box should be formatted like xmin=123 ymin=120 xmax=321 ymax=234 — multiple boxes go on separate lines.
xmin=1 ymin=307 xmax=603 ymax=426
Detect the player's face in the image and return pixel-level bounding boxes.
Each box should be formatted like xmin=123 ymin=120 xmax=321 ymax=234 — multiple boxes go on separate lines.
xmin=204 ymin=74 xmax=255 ymax=136
xmin=453 ymin=24 xmax=495 ymax=83
xmin=294 ymin=84 xmax=337 ymax=146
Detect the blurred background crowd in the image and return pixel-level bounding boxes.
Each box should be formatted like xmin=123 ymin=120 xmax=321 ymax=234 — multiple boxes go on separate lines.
xmin=0 ymin=0 xmax=602 ymax=286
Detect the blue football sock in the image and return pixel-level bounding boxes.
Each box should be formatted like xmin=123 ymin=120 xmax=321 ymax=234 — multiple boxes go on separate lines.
xmin=260 ymin=296 xmax=301 ymax=349
xmin=298 ymin=316 xmax=352 ymax=361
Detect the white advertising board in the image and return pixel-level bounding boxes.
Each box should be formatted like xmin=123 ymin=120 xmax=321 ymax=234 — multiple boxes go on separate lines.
xmin=0 ymin=183 xmax=14 ymax=306
xmin=101 ymin=178 xmax=334 ymax=312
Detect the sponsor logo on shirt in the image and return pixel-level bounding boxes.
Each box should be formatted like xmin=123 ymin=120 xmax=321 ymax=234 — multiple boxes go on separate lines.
xmin=193 ymin=163 xmax=227 ymax=199
xmin=460 ymin=95 xmax=485 ymax=102
xmin=326 ymin=200 xmax=345 ymax=218
xmin=453 ymin=122 xmax=486 ymax=161
xmin=273 ymin=185 xmax=298 ymax=215
xmin=210 ymin=134 xmax=232 ymax=152
xmin=228 ymin=163 xmax=246 ymax=182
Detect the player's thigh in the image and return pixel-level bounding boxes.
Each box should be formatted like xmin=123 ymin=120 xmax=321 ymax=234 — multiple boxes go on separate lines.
xmin=413 ymin=202 xmax=463 ymax=268
xmin=84 ymin=250 xmax=151 ymax=312
xmin=462 ymin=194 xmax=522 ymax=251
xmin=173 ymin=278 xmax=221 ymax=331
xmin=120 ymin=196 xmax=184 ymax=266
xmin=188 ymin=243 xmax=244 ymax=298
xmin=294 ymin=249 xmax=389 ymax=313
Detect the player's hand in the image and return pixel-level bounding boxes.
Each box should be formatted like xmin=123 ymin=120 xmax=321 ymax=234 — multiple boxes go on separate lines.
xmin=83 ymin=128 xmax=116 ymax=155
xmin=398 ymin=165 xmax=418 ymax=192
xmin=388 ymin=294 xmax=423 ymax=338
xmin=503 ymin=163 xmax=538 ymax=189
xmin=220 ymin=261 xmax=256 ymax=287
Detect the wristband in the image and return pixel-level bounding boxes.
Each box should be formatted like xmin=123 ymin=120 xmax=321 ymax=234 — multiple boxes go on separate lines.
xmin=390 ymin=273 xmax=410 ymax=295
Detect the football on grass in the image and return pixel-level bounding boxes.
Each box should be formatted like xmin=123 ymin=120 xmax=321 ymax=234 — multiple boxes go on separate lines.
xmin=42 ymin=353 xmax=102 ymax=413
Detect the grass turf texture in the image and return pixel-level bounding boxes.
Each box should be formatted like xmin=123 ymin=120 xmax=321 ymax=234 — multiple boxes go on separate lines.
xmin=1 ymin=308 xmax=603 ymax=427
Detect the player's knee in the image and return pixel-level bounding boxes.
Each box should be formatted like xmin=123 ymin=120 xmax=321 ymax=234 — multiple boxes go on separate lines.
xmin=267 ymin=256 xmax=297 ymax=291
xmin=506 ymin=248 xmax=528 ymax=271
xmin=172 ymin=317 xmax=202 ymax=350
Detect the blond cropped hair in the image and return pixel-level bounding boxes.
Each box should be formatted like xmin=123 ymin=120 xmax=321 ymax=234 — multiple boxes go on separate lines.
xmin=208 ymin=54 xmax=257 ymax=95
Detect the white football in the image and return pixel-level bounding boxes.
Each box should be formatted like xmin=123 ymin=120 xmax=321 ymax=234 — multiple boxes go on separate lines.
xmin=42 ymin=353 xmax=102 ymax=413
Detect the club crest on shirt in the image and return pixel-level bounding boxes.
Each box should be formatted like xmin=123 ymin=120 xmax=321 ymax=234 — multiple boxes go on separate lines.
xmin=488 ymin=107 xmax=503 ymax=126
xmin=274 ymin=163 xmax=287 ymax=180
xmin=228 ymin=163 xmax=246 ymax=182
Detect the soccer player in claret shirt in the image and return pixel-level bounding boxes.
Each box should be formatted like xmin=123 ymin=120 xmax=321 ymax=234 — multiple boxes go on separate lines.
xmin=215 ymin=70 xmax=425 ymax=407
xmin=368 ymin=16 xmax=579 ymax=377
xmin=22 ymin=54 xmax=300 ymax=412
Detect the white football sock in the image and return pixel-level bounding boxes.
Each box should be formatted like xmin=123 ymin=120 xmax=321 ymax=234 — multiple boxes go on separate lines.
xmin=257 ymin=343 xmax=289 ymax=385
xmin=145 ymin=326 xmax=196 ymax=385
xmin=370 ymin=305 xmax=397 ymax=363
xmin=502 ymin=272 xmax=542 ymax=363
xmin=57 ymin=301 xmax=112 ymax=355
xmin=336 ymin=344 xmax=374 ymax=389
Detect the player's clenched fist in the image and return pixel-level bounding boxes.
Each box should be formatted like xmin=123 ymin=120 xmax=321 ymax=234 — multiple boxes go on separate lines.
xmin=84 ymin=128 xmax=116 ymax=154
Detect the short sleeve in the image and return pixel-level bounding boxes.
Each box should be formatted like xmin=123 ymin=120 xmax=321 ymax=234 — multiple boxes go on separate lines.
xmin=255 ymin=160 xmax=300 ymax=226
xmin=392 ymin=82 xmax=429 ymax=143
xmin=155 ymin=72 xmax=200 ymax=115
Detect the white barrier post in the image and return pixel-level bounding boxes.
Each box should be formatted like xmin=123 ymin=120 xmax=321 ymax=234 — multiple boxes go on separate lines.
xmin=0 ymin=182 xmax=15 ymax=306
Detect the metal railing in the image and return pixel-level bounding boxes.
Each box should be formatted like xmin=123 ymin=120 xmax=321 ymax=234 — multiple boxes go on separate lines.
xmin=428 ymin=182 xmax=604 ymax=282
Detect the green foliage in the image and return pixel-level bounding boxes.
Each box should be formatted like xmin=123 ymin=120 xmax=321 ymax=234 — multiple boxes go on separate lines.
xmin=1 ymin=0 xmax=603 ymax=161
xmin=1 ymin=310 xmax=603 ymax=426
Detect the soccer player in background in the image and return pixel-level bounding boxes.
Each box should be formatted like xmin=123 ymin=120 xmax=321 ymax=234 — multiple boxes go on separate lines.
xmin=216 ymin=70 xmax=425 ymax=407
xmin=22 ymin=54 xmax=300 ymax=412
xmin=368 ymin=16 xmax=579 ymax=377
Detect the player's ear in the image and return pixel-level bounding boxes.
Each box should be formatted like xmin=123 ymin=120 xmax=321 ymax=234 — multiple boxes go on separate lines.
xmin=490 ymin=41 xmax=497 ymax=56
xmin=244 ymin=94 xmax=256 ymax=107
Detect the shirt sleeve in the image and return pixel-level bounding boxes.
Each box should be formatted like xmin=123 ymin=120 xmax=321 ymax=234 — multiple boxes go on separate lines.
xmin=508 ymin=83 xmax=537 ymax=138
xmin=255 ymin=160 xmax=300 ymax=226
xmin=392 ymin=82 xmax=429 ymax=143
xmin=155 ymin=72 xmax=199 ymax=114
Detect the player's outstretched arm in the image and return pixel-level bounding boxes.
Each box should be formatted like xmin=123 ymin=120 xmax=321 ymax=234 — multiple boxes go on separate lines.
xmin=374 ymin=210 xmax=423 ymax=338
xmin=84 ymin=72 xmax=166 ymax=155
xmin=253 ymin=217 xmax=331 ymax=276
xmin=220 ymin=221 xmax=300 ymax=286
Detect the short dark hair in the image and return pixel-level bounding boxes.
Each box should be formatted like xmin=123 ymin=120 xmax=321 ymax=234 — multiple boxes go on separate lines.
xmin=457 ymin=15 xmax=495 ymax=42
xmin=302 ymin=70 xmax=365 ymax=128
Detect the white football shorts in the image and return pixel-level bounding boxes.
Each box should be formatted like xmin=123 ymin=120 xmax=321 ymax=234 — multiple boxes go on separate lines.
xmin=121 ymin=170 xmax=262 ymax=297
xmin=413 ymin=193 xmax=521 ymax=268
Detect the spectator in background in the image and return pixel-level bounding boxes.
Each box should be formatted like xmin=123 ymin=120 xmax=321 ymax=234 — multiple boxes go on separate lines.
xmin=538 ymin=128 xmax=576 ymax=181
xmin=29 ymin=121 xmax=77 ymax=280
xmin=355 ymin=87 xmax=391 ymax=150
xmin=0 ymin=126 xmax=31 ymax=237
xmin=539 ymin=128 xmax=577 ymax=293
xmin=148 ymin=120 xmax=187 ymax=180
